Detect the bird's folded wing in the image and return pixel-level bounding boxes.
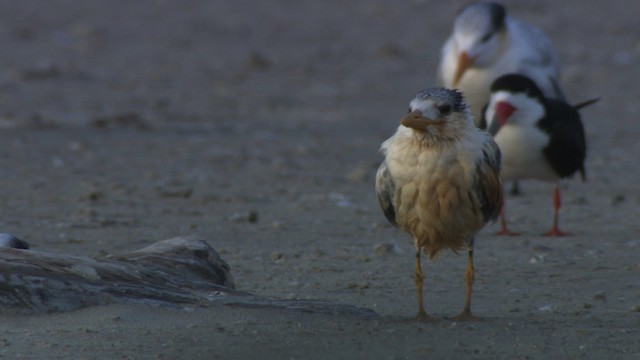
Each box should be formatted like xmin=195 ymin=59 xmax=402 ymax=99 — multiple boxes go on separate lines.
xmin=475 ymin=139 xmax=504 ymax=223
xmin=375 ymin=161 xmax=398 ymax=227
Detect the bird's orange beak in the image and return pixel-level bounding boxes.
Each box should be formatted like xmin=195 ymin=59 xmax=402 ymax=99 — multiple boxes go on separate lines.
xmin=452 ymin=52 xmax=476 ymax=86
xmin=401 ymin=110 xmax=445 ymax=130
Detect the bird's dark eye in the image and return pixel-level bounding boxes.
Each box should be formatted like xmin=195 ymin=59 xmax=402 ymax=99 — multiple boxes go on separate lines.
xmin=479 ymin=32 xmax=493 ymax=43
xmin=407 ymin=107 xmax=412 ymax=113
xmin=438 ymin=104 xmax=451 ymax=114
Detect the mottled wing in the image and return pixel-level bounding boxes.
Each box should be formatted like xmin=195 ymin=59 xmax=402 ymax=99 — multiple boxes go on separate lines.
xmin=375 ymin=160 xmax=398 ymax=227
xmin=475 ymin=136 xmax=503 ymax=223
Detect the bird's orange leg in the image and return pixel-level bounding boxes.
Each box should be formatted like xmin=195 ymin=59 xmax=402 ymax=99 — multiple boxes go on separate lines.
xmin=453 ymin=240 xmax=480 ymax=321
xmin=414 ymin=247 xmax=433 ymax=321
xmin=496 ymin=198 xmax=520 ymax=236
xmin=544 ymin=185 xmax=569 ymax=236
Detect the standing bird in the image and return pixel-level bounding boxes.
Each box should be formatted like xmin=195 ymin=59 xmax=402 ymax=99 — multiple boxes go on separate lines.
xmin=437 ymin=2 xmax=560 ymax=124
xmin=482 ymin=74 xmax=592 ymax=236
xmin=376 ymin=88 xmax=503 ymax=320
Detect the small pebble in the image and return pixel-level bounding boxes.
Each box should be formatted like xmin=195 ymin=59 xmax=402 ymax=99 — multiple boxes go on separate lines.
xmin=346 ymin=166 xmax=369 ymax=183
xmin=247 ymin=51 xmax=271 ymax=70
xmin=155 ymin=181 xmax=193 ymax=198
xmin=228 ymin=210 xmax=259 ymax=223
xmin=528 ymin=254 xmax=546 ymax=264
xmin=611 ymin=194 xmax=625 ymax=206
xmin=270 ymin=252 xmax=285 ymax=263
xmin=373 ymin=243 xmax=394 ymax=254
xmin=593 ymin=291 xmax=607 ymax=302
xmin=19 ymin=60 xmax=61 ymax=80
xmin=625 ymin=239 xmax=639 ymax=248
xmin=538 ymin=304 xmax=553 ymax=312
xmin=375 ymin=42 xmax=404 ymax=58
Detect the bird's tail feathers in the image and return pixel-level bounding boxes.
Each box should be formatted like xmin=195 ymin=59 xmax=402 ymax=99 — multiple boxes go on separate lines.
xmin=573 ymin=97 xmax=601 ymax=111
xmin=548 ymin=76 xmax=567 ymax=102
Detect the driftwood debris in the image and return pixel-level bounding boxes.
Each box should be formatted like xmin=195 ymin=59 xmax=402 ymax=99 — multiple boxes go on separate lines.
xmin=0 ymin=236 xmax=377 ymax=318
xmin=0 ymin=236 xmax=236 ymax=313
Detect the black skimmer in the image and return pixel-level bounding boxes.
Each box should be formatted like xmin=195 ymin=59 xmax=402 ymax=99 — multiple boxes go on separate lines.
xmin=437 ymin=2 xmax=560 ymax=123
xmin=376 ymin=88 xmax=503 ymax=320
xmin=481 ymin=73 xmax=594 ymax=236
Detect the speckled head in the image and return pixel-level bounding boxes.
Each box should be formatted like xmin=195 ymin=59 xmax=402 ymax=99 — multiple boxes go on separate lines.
xmin=401 ymin=88 xmax=473 ymax=136
xmin=412 ymin=88 xmax=467 ymax=114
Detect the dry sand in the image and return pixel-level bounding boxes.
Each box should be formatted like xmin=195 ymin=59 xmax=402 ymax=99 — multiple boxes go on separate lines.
xmin=0 ymin=0 xmax=639 ymax=358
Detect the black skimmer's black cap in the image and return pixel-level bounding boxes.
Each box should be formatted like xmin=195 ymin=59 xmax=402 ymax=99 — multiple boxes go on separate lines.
xmin=489 ymin=74 xmax=545 ymax=101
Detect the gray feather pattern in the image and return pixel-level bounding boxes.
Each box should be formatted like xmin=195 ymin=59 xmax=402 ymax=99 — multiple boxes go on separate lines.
xmin=375 ymin=161 xmax=397 ymax=227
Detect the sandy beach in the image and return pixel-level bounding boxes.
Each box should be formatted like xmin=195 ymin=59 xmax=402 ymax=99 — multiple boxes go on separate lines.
xmin=1 ymin=0 xmax=639 ymax=358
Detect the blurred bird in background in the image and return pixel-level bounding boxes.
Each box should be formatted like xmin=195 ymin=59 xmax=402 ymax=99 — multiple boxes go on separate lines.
xmin=481 ymin=74 xmax=597 ymax=236
xmin=437 ymin=2 xmax=560 ymax=122
xmin=437 ymin=2 xmax=561 ymax=196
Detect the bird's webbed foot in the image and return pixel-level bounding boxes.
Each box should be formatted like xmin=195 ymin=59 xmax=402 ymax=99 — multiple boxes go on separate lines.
xmin=451 ymin=309 xmax=480 ymax=322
